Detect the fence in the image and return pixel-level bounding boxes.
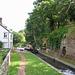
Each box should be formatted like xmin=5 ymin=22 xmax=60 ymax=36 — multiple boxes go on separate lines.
xmin=0 ymin=50 xmax=12 ymax=75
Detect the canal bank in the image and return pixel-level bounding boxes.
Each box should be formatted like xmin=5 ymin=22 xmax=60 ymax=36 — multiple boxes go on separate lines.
xmin=40 ymin=52 xmax=75 ymax=70
xmin=34 ymin=51 xmax=75 ymax=75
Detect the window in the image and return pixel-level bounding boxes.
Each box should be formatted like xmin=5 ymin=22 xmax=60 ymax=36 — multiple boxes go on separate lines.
xmin=4 ymin=33 xmax=7 ymax=38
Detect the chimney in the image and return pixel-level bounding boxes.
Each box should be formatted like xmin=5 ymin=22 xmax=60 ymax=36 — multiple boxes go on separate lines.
xmin=0 ymin=18 xmax=2 ymax=25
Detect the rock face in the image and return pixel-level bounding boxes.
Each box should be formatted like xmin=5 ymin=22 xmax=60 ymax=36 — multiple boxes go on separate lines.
xmin=60 ymin=38 xmax=75 ymax=56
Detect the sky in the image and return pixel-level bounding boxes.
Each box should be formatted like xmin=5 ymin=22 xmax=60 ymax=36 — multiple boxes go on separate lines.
xmin=0 ymin=0 xmax=35 ymax=32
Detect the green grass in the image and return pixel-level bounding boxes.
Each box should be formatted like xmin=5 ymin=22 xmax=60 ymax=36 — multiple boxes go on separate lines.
xmin=22 ymin=53 xmax=61 ymax=75
xmin=7 ymin=52 xmax=21 ymax=75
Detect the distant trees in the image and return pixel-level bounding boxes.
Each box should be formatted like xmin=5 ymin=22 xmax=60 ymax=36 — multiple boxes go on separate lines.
xmin=13 ymin=31 xmax=25 ymax=45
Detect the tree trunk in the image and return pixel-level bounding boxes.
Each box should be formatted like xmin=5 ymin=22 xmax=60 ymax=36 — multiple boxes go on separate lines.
xmin=58 ymin=21 xmax=60 ymax=29
xmin=47 ymin=14 xmax=54 ymax=32
xmin=50 ymin=19 xmax=54 ymax=31
xmin=33 ymin=35 xmax=38 ymax=48
xmin=48 ymin=14 xmax=54 ymax=31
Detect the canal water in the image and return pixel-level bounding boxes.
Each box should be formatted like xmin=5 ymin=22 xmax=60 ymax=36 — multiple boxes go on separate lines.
xmin=34 ymin=53 xmax=75 ymax=75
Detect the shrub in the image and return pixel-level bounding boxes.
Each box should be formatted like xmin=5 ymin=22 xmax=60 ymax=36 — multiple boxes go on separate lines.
xmin=0 ymin=49 xmax=9 ymax=65
xmin=20 ymin=41 xmax=26 ymax=47
xmin=0 ymin=41 xmax=3 ymax=48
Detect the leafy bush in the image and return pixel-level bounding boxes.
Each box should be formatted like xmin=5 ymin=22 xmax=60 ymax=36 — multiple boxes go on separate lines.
xmin=0 ymin=41 xmax=3 ymax=48
xmin=14 ymin=41 xmax=26 ymax=48
xmin=20 ymin=41 xmax=26 ymax=47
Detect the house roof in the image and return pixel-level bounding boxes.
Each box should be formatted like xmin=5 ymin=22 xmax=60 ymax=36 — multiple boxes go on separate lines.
xmin=0 ymin=24 xmax=12 ymax=33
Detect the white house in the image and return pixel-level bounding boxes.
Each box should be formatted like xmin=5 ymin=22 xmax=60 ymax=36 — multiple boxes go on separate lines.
xmin=0 ymin=18 xmax=13 ymax=49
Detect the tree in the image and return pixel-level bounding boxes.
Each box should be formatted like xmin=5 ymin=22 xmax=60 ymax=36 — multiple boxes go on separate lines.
xmin=18 ymin=29 xmax=25 ymax=41
xmin=13 ymin=31 xmax=24 ymax=45
xmin=25 ymin=0 xmax=75 ymax=49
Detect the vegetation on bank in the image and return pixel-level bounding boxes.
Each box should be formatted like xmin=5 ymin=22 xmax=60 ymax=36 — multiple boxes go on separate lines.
xmin=58 ymin=57 xmax=75 ymax=65
xmin=41 ymin=51 xmax=75 ymax=66
xmin=66 ymin=25 xmax=75 ymax=39
xmin=46 ymin=24 xmax=75 ymax=51
xmin=22 ymin=53 xmax=62 ymax=75
xmin=0 ymin=49 xmax=9 ymax=65
xmin=7 ymin=52 xmax=21 ymax=75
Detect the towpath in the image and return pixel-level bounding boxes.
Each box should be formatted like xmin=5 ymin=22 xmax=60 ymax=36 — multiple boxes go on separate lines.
xmin=14 ymin=50 xmax=26 ymax=75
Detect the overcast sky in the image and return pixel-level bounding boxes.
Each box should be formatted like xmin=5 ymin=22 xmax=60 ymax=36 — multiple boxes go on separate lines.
xmin=0 ymin=0 xmax=35 ymax=32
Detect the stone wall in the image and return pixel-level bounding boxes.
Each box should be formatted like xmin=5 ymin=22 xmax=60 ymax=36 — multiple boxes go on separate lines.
xmin=60 ymin=38 xmax=75 ymax=56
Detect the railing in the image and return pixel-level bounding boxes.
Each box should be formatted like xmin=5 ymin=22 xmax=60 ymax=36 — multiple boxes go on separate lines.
xmin=0 ymin=50 xmax=12 ymax=75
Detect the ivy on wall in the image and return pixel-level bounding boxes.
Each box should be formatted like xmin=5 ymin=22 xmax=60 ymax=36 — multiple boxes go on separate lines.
xmin=47 ymin=25 xmax=75 ymax=51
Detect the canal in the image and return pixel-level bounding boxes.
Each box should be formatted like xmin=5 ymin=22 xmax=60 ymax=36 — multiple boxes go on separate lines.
xmin=34 ymin=52 xmax=75 ymax=75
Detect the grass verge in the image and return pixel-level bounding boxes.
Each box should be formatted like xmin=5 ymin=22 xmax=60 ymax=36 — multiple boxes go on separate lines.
xmin=0 ymin=49 xmax=9 ymax=65
xmin=22 ymin=53 xmax=61 ymax=75
xmin=58 ymin=58 xmax=75 ymax=65
xmin=7 ymin=52 xmax=21 ymax=75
